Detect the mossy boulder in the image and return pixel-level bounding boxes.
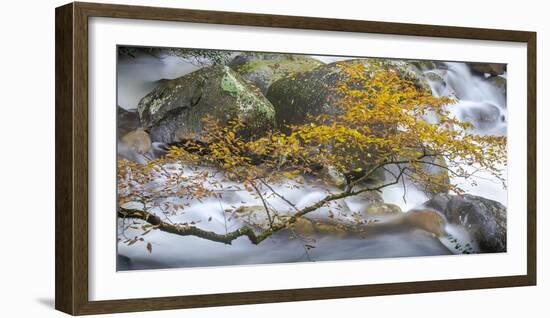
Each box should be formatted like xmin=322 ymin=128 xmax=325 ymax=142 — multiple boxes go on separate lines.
xmin=423 ymin=71 xmax=447 ymax=96
xmin=265 ymin=59 xmax=428 ymax=186
xmin=409 ymin=60 xmax=437 ymax=71
xmin=137 ymin=65 xmax=276 ymax=143
xmin=424 ymin=71 xmax=446 ymax=88
xmin=266 ymin=58 xmax=430 ymax=127
xmin=425 ymin=71 xmax=444 ymax=83
xmin=229 ymin=52 xmax=290 ymax=68
xmin=231 ymin=53 xmax=324 ymax=94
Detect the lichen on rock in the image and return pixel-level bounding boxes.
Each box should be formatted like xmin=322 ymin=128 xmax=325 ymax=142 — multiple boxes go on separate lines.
xmin=230 ymin=53 xmax=324 ymax=94
xmin=137 ymin=65 xmax=276 ymax=143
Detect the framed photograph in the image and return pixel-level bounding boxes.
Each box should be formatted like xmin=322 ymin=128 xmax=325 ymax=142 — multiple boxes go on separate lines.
xmin=55 ymin=2 xmax=537 ymax=315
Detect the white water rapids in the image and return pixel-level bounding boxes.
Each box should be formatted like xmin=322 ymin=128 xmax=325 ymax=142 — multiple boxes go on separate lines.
xmin=117 ymin=53 xmax=507 ymax=270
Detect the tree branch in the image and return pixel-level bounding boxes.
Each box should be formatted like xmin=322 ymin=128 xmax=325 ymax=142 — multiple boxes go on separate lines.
xmin=118 ymin=185 xmax=356 ymax=246
xmin=258 ymin=178 xmax=299 ymax=212
xmin=249 ymin=181 xmax=273 ymax=227
xmin=347 ymin=153 xmax=435 ymax=189
xmin=118 ymin=163 xmax=410 ymax=246
xmin=118 ymin=207 xmax=265 ymax=245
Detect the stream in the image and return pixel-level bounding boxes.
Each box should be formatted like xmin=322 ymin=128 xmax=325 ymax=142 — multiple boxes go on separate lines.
xmin=117 ymin=52 xmax=507 ymax=270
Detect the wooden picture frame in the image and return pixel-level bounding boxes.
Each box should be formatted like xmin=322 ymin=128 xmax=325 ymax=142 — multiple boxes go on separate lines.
xmin=55 ymin=1 xmax=537 ymax=315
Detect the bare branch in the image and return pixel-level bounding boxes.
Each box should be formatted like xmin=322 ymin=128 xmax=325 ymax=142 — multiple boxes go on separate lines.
xmin=250 ymin=181 xmax=273 ymax=227
xmin=118 ymin=180 xmax=359 ymax=245
xmin=258 ymin=178 xmax=299 ymax=212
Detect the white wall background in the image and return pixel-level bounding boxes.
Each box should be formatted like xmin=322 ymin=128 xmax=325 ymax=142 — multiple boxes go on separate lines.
xmin=0 ymin=0 xmax=547 ymax=316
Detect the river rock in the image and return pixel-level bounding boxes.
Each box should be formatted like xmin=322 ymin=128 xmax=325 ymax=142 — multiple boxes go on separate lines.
xmin=417 ymin=155 xmax=451 ymax=196
xmin=266 ymin=58 xmax=430 ymax=127
xmin=312 ymin=221 xmax=348 ymax=237
xmin=289 ymin=217 xmax=316 ymax=236
xmin=229 ymin=53 xmax=290 ymax=68
xmin=346 ymin=189 xmax=383 ymax=205
xmin=117 ymin=106 xmax=140 ymax=136
xmin=423 ymin=194 xmax=506 ymax=253
xmin=424 ymin=71 xmax=446 ymax=88
xmin=403 ymin=209 xmax=447 ymax=237
xmin=121 ymin=128 xmax=152 ymax=154
xmin=461 ymin=103 xmax=502 ymax=130
xmin=423 ymin=70 xmax=449 ymax=97
xmin=364 ymin=202 xmax=402 ymax=215
xmin=469 ymin=63 xmax=506 ymax=76
xmin=409 ymin=60 xmax=437 ymax=71
xmin=231 ymin=53 xmax=324 ymax=94
xmin=117 ymin=128 xmax=153 ymax=164
xmin=137 ymin=65 xmax=276 ymax=143
xmin=233 ymin=205 xmax=287 ymax=231
xmin=317 ymin=165 xmax=385 ymax=188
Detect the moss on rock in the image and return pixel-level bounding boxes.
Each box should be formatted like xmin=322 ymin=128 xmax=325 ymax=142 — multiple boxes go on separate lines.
xmin=231 ymin=53 xmax=324 ymax=94
xmin=264 ymin=58 xmax=430 ymax=186
xmin=266 ymin=58 xmax=430 ymax=127
xmin=425 ymin=71 xmax=445 ymax=85
xmin=137 ymin=65 xmax=276 ymax=143
xmin=409 ymin=60 xmax=437 ymax=71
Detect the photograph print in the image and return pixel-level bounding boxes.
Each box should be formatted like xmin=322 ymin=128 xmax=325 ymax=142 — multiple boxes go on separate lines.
xmin=116 ymin=46 xmax=507 ymax=270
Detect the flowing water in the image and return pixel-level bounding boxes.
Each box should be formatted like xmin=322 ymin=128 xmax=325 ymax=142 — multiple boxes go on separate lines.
xmin=116 ymin=54 xmax=506 ymax=270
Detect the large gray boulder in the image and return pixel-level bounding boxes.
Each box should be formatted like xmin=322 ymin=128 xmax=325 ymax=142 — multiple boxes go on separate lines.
xmin=137 ymin=65 xmax=276 ymax=143
xmin=230 ymin=53 xmax=324 ymax=95
xmin=424 ymin=194 xmax=506 ymax=253
xmin=265 ymin=59 xmax=430 ymax=186
xmin=266 ymin=58 xmax=430 ymax=127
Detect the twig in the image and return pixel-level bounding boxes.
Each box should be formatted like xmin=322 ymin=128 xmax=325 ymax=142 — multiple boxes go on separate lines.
xmin=258 ymin=178 xmax=299 ymax=212
xmin=249 ymin=181 xmax=273 ymax=227
xmin=217 ymin=196 xmax=228 ymax=234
